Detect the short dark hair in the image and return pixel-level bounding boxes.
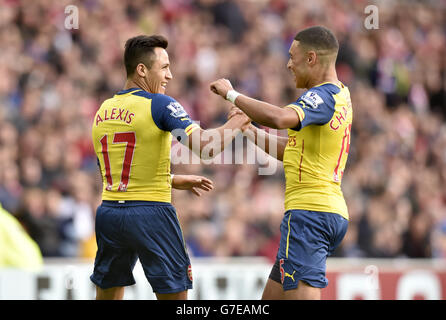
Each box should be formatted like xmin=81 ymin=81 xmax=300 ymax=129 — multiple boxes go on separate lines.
xmin=124 ymin=35 xmax=168 ymax=78
xmin=294 ymin=26 xmax=339 ymax=53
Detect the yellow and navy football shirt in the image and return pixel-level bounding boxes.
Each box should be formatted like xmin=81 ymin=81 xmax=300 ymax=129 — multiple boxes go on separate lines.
xmin=283 ymin=82 xmax=352 ymax=220
xmin=92 ymin=88 xmax=200 ymax=203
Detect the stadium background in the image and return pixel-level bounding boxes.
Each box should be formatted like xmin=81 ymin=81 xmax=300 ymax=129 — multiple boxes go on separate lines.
xmin=0 ymin=0 xmax=445 ymax=299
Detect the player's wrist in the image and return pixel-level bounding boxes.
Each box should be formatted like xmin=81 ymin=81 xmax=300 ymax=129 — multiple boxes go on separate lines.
xmin=226 ymin=90 xmax=241 ymax=104
xmin=241 ymin=123 xmax=255 ymax=132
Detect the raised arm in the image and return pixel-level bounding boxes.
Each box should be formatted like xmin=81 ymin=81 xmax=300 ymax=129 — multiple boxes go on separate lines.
xmin=186 ymin=113 xmax=250 ymax=160
xmin=210 ymin=79 xmax=300 ymax=130
xmin=228 ymin=107 xmax=288 ymax=161
xmin=243 ymin=124 xmax=288 ymax=161
xmin=151 ymin=93 xmax=250 ymax=160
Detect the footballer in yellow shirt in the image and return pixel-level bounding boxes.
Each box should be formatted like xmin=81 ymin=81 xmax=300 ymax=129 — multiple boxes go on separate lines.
xmin=90 ymin=35 xmax=248 ymax=300
xmin=283 ymin=81 xmax=352 ymax=221
xmin=210 ymin=26 xmax=351 ymax=300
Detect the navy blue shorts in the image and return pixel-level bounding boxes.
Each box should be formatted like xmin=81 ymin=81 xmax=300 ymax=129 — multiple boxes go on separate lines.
xmin=90 ymin=201 xmax=192 ymax=294
xmin=269 ymin=210 xmax=348 ymax=290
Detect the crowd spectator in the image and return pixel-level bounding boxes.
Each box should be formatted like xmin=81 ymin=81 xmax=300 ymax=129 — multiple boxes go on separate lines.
xmin=0 ymin=0 xmax=445 ymax=262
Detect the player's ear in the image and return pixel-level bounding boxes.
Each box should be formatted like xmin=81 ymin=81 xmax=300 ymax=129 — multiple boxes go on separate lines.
xmin=307 ymin=51 xmax=317 ymax=66
xmin=135 ymin=63 xmax=148 ymax=78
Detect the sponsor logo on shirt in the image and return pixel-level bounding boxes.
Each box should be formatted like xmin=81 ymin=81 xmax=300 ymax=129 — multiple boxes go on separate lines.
xmin=166 ymin=101 xmax=188 ymax=118
xmin=301 ymin=91 xmax=324 ymax=109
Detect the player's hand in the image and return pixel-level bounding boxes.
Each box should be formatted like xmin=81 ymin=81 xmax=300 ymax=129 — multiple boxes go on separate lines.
xmin=228 ymin=106 xmax=244 ymax=120
xmin=210 ymin=78 xmax=233 ymax=98
xmin=171 ymin=174 xmax=214 ymax=196
xmin=229 ymin=106 xmax=251 ymax=132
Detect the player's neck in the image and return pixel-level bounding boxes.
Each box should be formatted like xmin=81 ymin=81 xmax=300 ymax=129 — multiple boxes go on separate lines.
xmin=124 ymin=78 xmax=150 ymax=92
xmin=307 ymin=67 xmax=340 ymax=89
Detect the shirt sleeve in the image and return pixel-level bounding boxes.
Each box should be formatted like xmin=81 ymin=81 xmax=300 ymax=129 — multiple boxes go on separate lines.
xmin=151 ymin=94 xmax=200 ymax=143
xmin=284 ymin=87 xmax=336 ymax=131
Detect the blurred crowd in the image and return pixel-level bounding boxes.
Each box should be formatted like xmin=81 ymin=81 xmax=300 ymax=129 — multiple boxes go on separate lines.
xmin=0 ymin=0 xmax=445 ymax=261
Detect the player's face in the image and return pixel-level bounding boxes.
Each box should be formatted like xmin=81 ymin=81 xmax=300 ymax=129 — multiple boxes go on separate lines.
xmin=287 ymin=40 xmax=309 ymax=89
xmin=145 ymin=47 xmax=173 ymax=94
